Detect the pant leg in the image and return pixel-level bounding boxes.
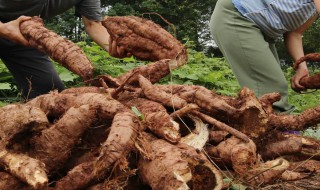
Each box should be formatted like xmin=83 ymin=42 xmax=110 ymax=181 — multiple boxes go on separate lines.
xmin=209 ymin=0 xmax=294 ymax=113
xmin=0 ymin=38 xmax=65 ymax=99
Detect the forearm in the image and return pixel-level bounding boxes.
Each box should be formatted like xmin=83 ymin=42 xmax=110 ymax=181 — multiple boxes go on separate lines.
xmin=284 ymin=14 xmax=317 ymax=69
xmin=0 ymin=21 xmax=8 ymax=38
xmin=82 ymin=16 xmax=110 ymax=52
xmin=284 ymin=31 xmax=305 ymax=63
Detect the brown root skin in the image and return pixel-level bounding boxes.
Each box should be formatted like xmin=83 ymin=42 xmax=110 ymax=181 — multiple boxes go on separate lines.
xmin=117 ymin=59 xmax=172 ymax=86
xmin=30 ymin=104 xmax=97 ymax=172
xmin=55 ymin=161 xmax=95 ymax=190
xmin=87 ymin=158 xmax=137 ymax=190
xmin=170 ymin=103 xmax=200 ymax=119
xmin=158 ymin=84 xmax=241 ymax=121
xmin=0 ymin=172 xmax=26 ymax=190
xmin=288 ymin=160 xmax=320 ymax=173
xmin=294 ymin=53 xmax=320 ymax=69
xmin=0 ymin=150 xmax=48 ymax=189
xmin=138 ymin=75 xmax=188 ymax=109
xmin=299 ymin=73 xmax=320 ymax=89
xmin=20 ymin=16 xmax=94 ymax=80
xmin=0 ymin=104 xmax=49 ymax=147
xmin=245 ymin=158 xmax=290 ymax=186
xmin=293 ymin=53 xmax=320 ymax=89
xmin=27 ymin=92 xmax=128 ymax=120
xmin=125 ymin=98 xmax=181 ymax=144
xmin=269 ymin=106 xmax=320 ymax=130
xmin=209 ymin=130 xmax=229 ymax=145
xmin=61 ymin=86 xmax=110 ymax=95
xmin=94 ymin=111 xmax=142 ymax=176
xmin=192 ymin=111 xmax=250 ymax=142
xmin=235 ymin=87 xmax=269 ymax=138
xmin=56 ymin=111 xmax=141 ymax=190
xmin=259 ymin=92 xmax=281 ymax=114
xmin=280 ymin=170 xmax=309 ymax=181
xmin=258 ymin=133 xmax=303 ymax=159
xmin=103 ymin=16 xmax=188 ymax=63
xmin=26 ymin=92 xmax=76 ymax=118
xmin=138 ymin=138 xmax=223 ymax=190
xmin=158 ymin=88 xmax=249 ymax=142
xmin=207 ymin=136 xmax=257 ymax=175
xmin=260 ymin=175 xmax=320 ymax=190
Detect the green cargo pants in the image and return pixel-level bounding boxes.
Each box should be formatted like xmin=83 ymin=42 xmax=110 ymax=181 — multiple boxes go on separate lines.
xmin=209 ymin=0 xmax=295 ymax=113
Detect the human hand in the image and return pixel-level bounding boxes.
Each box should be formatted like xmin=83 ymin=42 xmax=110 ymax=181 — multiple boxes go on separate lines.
xmin=290 ymin=62 xmax=309 ymax=92
xmin=0 ymin=16 xmax=31 ymax=46
xmin=108 ymin=37 xmax=132 ymax=58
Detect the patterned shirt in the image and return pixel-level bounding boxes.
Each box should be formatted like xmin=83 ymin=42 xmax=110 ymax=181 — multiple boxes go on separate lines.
xmin=232 ymin=0 xmax=317 ymax=39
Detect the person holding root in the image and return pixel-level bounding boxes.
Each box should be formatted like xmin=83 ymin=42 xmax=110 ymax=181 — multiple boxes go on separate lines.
xmin=210 ymin=0 xmax=320 ymax=113
xmin=0 ymin=0 xmax=127 ymax=99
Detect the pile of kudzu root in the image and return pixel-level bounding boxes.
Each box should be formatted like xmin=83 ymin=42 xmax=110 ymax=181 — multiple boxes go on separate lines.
xmin=0 ymin=16 xmax=319 ymax=190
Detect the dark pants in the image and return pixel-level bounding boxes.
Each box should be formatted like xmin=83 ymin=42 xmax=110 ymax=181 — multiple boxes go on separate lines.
xmin=0 ymin=38 xmax=65 ymax=99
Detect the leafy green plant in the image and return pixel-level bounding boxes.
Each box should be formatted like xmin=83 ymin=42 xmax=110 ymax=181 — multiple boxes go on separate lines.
xmin=161 ymin=49 xmax=240 ymax=96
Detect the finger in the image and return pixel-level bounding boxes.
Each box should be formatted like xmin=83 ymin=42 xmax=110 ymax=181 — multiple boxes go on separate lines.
xmin=295 ymin=76 xmax=307 ymax=89
xmin=108 ymin=39 xmax=117 ymax=56
xmin=291 ymin=78 xmax=302 ymax=93
xmin=293 ymin=83 xmax=305 ymax=92
xmin=17 ymin=16 xmax=32 ymax=22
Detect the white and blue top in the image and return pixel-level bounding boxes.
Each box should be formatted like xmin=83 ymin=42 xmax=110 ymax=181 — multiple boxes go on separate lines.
xmin=232 ymin=0 xmax=317 ymax=39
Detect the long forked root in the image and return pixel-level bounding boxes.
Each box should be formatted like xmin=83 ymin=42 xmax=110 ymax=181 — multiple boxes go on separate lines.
xmin=269 ymin=106 xmax=320 ymax=130
xmin=138 ymin=75 xmax=250 ymax=142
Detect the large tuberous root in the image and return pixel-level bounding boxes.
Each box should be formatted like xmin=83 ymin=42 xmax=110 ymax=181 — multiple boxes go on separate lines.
xmin=138 ymin=136 xmax=223 ymax=190
xmin=0 ymin=171 xmax=26 ymax=190
xmin=102 ymin=16 xmax=188 ymax=63
xmin=206 ymin=136 xmax=257 ymax=175
xmin=124 ymin=98 xmax=181 ymax=143
xmin=54 ymin=111 xmax=142 ymax=190
xmin=0 ymin=150 xmax=48 ymax=189
xmin=29 ymin=104 xmax=97 ymax=172
xmin=20 ymin=16 xmax=94 ymax=80
xmin=0 ymin=104 xmax=49 ymax=147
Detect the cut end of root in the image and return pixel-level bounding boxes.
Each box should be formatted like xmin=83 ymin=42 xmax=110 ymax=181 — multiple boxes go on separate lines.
xmin=188 ymin=164 xmax=221 ymax=190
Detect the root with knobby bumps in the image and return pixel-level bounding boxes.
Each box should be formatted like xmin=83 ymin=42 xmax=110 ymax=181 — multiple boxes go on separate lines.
xmin=20 ymin=16 xmax=94 ymax=80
